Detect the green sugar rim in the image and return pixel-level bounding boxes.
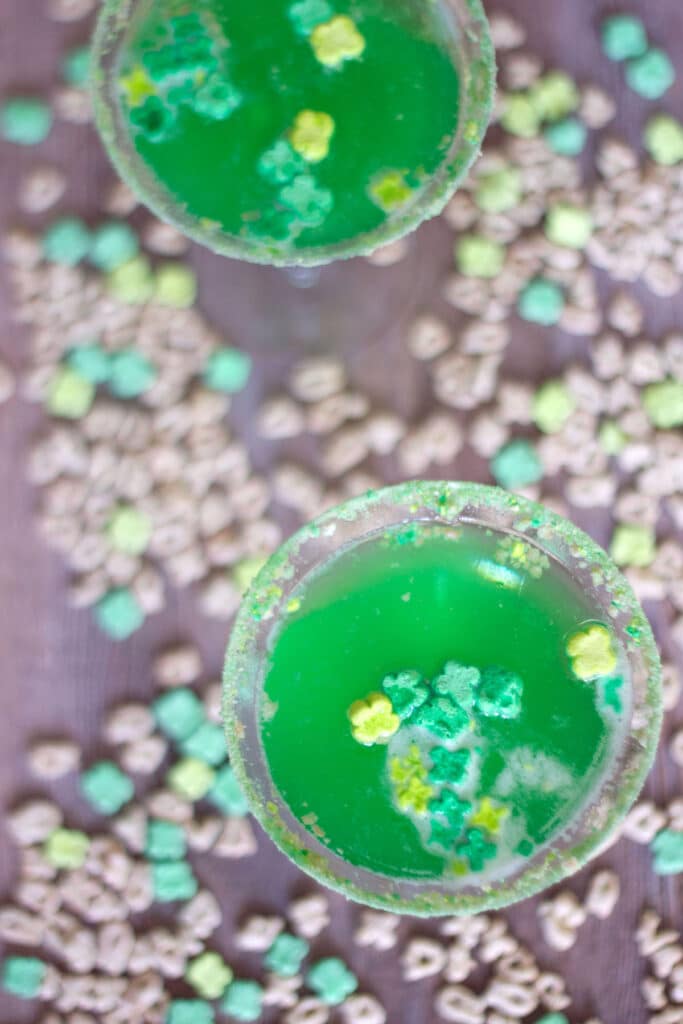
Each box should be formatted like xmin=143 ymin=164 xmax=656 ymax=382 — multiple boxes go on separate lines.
xmin=90 ymin=0 xmax=496 ymax=267
xmin=223 ymin=481 xmax=662 ymax=916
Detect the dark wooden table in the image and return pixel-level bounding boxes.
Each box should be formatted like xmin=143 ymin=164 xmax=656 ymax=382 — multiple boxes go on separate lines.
xmin=1 ymin=1 xmax=682 ymax=1022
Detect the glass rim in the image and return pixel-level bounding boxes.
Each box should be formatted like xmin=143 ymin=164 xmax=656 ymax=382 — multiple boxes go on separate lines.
xmin=90 ymin=0 xmax=496 ymax=267
xmin=223 ymin=481 xmax=662 ymax=915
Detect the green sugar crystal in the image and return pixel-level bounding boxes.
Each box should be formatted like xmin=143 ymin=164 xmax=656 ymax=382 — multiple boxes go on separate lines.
xmin=43 ymin=218 xmax=91 ymax=266
xmin=1 ymin=97 xmax=52 ymax=145
xmin=95 ymin=587 xmax=145 ymax=639
xmin=306 ymin=959 xmax=358 ymax=1005
xmin=181 ymin=721 xmax=227 ymax=766
xmin=518 ymin=277 xmax=565 ymax=325
xmin=154 ymin=688 xmax=205 ymax=741
xmin=186 ymin=952 xmax=234 ymax=1000
xmin=490 ymin=439 xmax=543 ymax=489
xmin=601 ymin=15 xmax=648 ymax=61
xmin=204 ymin=347 xmax=252 ymax=393
xmin=626 ymin=48 xmax=675 ymax=99
xmin=221 ymin=980 xmax=264 ymax=1022
xmin=1 ymin=956 xmax=46 ymax=998
xmin=146 ymin=819 xmax=187 ymax=861
xmin=153 ymin=860 xmax=198 ymax=901
xmin=81 ymin=761 xmax=134 ymax=815
xmin=208 ymin=764 xmax=249 ymax=815
xmin=44 ymin=827 xmax=90 ymax=869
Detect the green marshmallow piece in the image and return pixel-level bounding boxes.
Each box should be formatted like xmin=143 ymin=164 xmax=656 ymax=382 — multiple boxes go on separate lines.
xmin=651 ymin=829 xmax=683 ymax=875
xmin=154 ymin=688 xmax=205 ymax=741
xmin=1 ymin=956 xmax=46 ymax=999
xmin=67 ymin=343 xmax=111 ymax=384
xmin=457 ymin=826 xmax=496 ymax=872
xmin=146 ymin=819 xmax=187 ymax=861
xmin=181 ymin=721 xmax=227 ymax=766
xmin=1 ymin=97 xmax=52 ymax=145
xmin=500 ymin=92 xmax=541 ymax=138
xmin=221 ymin=980 xmax=264 ymax=1022
xmin=208 ymin=764 xmax=249 ymax=816
xmin=544 ymin=116 xmax=587 ymax=156
xmin=518 ymin=277 xmax=565 ymax=325
xmin=477 ymin=666 xmax=523 ymax=720
xmin=306 ymin=959 xmax=358 ymax=1006
xmin=642 ymin=379 xmax=683 ymax=428
xmin=107 ymin=505 xmax=152 ymax=555
xmin=47 ymin=366 xmax=95 ymax=419
xmin=428 ymin=746 xmax=472 ymax=785
xmin=153 ymin=860 xmax=198 ymax=902
xmin=81 ymin=760 xmax=134 ymax=815
xmin=412 ymin=695 xmax=469 ymax=740
xmin=381 ymin=669 xmax=429 ymax=720
xmin=428 ymin=789 xmax=471 ymax=832
xmin=44 ymin=827 xmax=90 ymax=869
xmin=280 ymin=174 xmax=334 ymax=227
xmin=167 ymin=757 xmax=216 ymax=801
xmin=474 ymin=165 xmax=522 ymax=213
xmin=43 ymin=217 xmax=91 ymax=266
xmin=108 ymin=349 xmax=157 ymax=399
xmin=601 ymin=14 xmax=648 ymax=61
xmin=62 ymin=45 xmax=91 ymax=86
xmin=530 ymin=71 xmax=579 ymax=122
xmin=264 ymin=933 xmax=309 ymax=977
xmin=89 ymin=221 xmax=140 ymax=271
xmin=204 ymin=346 xmax=252 ymax=393
xmin=107 ymin=256 xmax=156 ymax=304
xmin=610 ymin=524 xmax=656 ymax=568
xmin=626 ymin=48 xmax=675 ymax=100
xmin=186 ymin=952 xmax=234 ymax=1000
xmin=533 ymin=380 xmax=575 ymax=433
xmin=645 ymin=114 xmax=683 ymax=165
xmin=258 ymin=139 xmax=306 ymax=184
xmin=155 ymin=263 xmax=198 ymax=308
xmin=288 ymin=0 xmax=333 ymax=35
xmin=491 ymin=439 xmax=543 ymax=489
xmin=432 ymin=662 xmax=479 ymax=709
xmin=536 ymin=1016 xmax=569 ymax=1024
xmin=167 ymin=999 xmax=215 ymax=1024
xmin=455 ymin=235 xmax=505 ymax=278
xmin=545 ymin=203 xmax=593 ymax=249
xmin=598 ymin=420 xmax=627 ymax=455
xmin=95 ymin=587 xmax=145 ymax=640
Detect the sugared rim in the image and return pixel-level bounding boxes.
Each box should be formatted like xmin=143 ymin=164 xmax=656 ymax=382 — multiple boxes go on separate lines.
xmin=223 ymin=482 xmax=662 ymax=915
xmin=90 ymin=0 xmax=496 ymax=267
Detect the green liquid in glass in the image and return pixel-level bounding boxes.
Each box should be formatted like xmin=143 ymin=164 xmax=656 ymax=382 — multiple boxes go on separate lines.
xmin=116 ymin=0 xmax=461 ymax=256
xmin=261 ymin=522 xmax=629 ymax=884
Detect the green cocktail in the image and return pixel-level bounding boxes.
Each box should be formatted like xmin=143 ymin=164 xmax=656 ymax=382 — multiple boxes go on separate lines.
xmin=91 ymin=0 xmax=494 ymax=265
xmin=224 ymin=483 xmax=661 ymax=914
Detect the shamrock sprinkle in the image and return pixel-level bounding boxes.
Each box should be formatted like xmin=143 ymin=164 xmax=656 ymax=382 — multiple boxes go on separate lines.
xmin=381 ymin=669 xmax=430 ymax=719
xmin=427 ymin=746 xmax=472 ymax=785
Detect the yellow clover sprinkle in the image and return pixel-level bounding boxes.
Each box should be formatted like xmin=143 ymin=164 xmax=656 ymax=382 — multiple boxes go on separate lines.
xmin=395 ymin=775 xmax=433 ymax=815
xmin=310 ymin=15 xmax=365 ymax=68
xmin=120 ymin=66 xmax=155 ymax=106
xmin=289 ymin=110 xmax=335 ymax=162
xmin=470 ymin=797 xmax=508 ymax=835
xmin=566 ymin=623 xmax=617 ymax=681
xmin=389 ymin=744 xmax=433 ymax=814
xmin=348 ymin=692 xmax=400 ymax=746
xmin=369 ymin=171 xmax=413 ymax=212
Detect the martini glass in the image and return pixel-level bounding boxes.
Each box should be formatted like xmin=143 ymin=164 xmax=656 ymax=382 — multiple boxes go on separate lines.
xmin=223 ymin=481 xmax=661 ymax=915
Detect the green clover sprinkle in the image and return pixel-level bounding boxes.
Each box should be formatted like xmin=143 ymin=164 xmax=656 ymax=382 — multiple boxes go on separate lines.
xmin=642 ymin=379 xmax=683 ymax=428
xmin=474 ymin=165 xmax=522 ymax=213
xmin=208 ymin=764 xmax=249 ymax=815
xmin=306 ymin=958 xmax=358 ymax=1005
xmin=610 ymin=524 xmax=656 ymax=568
xmin=500 ymin=93 xmax=541 ymax=138
xmin=412 ymin=695 xmax=469 ymax=740
xmin=193 ymin=77 xmax=242 ymax=121
xmin=381 ymin=669 xmax=429 ymax=719
xmin=518 ymin=278 xmax=565 ymax=326
xmin=166 ymin=999 xmax=214 ymax=1024
xmin=155 ymin=263 xmax=198 ymax=308
xmin=651 ymin=829 xmax=683 ymax=875
xmin=221 ymin=980 xmax=264 ymax=1022
xmin=258 ymin=139 xmax=306 ymax=185
xmin=600 ymin=676 xmax=624 ymax=714
xmin=167 ymin=757 xmax=216 ymax=801
xmin=153 ymin=860 xmax=198 ymax=902
xmin=204 ymin=347 xmax=252 ymax=393
xmin=264 ymin=933 xmax=309 ymax=977
xmin=545 ymin=203 xmax=593 ymax=249
xmin=428 ymin=746 xmax=472 ymax=786
xmin=186 ymin=952 xmax=234 ymax=1000
xmin=491 ymin=439 xmax=543 ymax=490
xmin=1 ymin=956 xmax=46 ymax=998
xmin=455 ymin=234 xmax=505 ymax=278
xmin=89 ymin=221 xmax=140 ymax=271
xmin=43 ymin=827 xmax=90 ymax=869
xmin=107 ymin=256 xmax=156 ymax=304
xmin=533 ymin=380 xmax=575 ymax=434
xmin=280 ymin=173 xmax=334 ymax=227
xmin=457 ymin=827 xmax=496 ymax=872
xmin=43 ymin=217 xmax=91 ymax=266
xmin=107 ymin=505 xmax=152 ymax=556
xmin=644 ymin=114 xmax=683 ymax=165
xmin=428 ymin=817 xmax=457 ymax=850
xmin=477 ymin=666 xmax=523 ymax=720
xmin=181 ymin=721 xmax=227 ymax=766
xmin=601 ymin=14 xmax=648 ymax=61
xmin=154 ymin=688 xmax=205 ymax=741
xmin=428 ymin=789 xmax=472 ymax=832
xmin=288 ymin=0 xmax=333 ymax=35
xmin=62 ymin=45 xmax=91 ymax=86
xmin=543 ymin=116 xmax=587 ymax=156
xmin=626 ymin=48 xmax=675 ymax=100
xmin=66 ymin=343 xmax=111 ymax=384
xmin=1 ymin=97 xmax=52 ymax=145
xmin=108 ymin=349 xmax=157 ymax=399
xmin=146 ymin=819 xmax=187 ymax=861
xmin=529 ymin=71 xmax=580 ymax=122
xmin=432 ymin=662 xmax=479 ymax=710
xmin=94 ymin=587 xmax=145 ymax=640
xmin=81 ymin=761 xmax=134 ymax=815
xmin=47 ymin=366 xmax=95 ymax=419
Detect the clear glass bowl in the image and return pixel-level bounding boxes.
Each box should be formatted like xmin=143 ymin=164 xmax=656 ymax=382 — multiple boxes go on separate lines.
xmin=90 ymin=0 xmax=495 ymax=267
xmin=223 ymin=481 xmax=662 ymax=915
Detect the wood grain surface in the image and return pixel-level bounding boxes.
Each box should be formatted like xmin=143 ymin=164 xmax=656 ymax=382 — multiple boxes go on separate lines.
xmin=1 ymin=1 xmax=682 ymax=1022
